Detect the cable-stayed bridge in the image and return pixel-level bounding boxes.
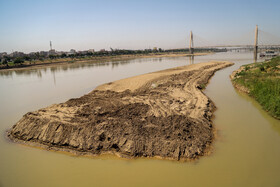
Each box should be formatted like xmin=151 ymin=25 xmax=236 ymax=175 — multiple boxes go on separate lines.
xmin=185 ymin=25 xmax=280 ymax=54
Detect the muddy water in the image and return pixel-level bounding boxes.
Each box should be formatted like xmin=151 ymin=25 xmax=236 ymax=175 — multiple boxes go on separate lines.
xmin=0 ymin=52 xmax=279 ymax=187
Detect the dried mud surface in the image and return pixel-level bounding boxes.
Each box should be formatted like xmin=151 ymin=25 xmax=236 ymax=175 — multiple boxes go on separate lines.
xmin=8 ymin=61 xmax=233 ymax=161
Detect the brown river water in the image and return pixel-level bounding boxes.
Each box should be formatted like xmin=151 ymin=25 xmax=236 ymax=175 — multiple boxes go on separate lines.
xmin=0 ymin=52 xmax=279 ymax=187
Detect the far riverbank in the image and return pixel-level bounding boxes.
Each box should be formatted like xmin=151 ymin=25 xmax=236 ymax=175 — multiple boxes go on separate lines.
xmin=0 ymin=52 xmax=211 ymax=71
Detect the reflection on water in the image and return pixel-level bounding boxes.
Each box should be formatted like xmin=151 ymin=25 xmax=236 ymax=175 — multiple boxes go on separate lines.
xmin=188 ymin=55 xmax=194 ymax=64
xmin=235 ymin=89 xmax=280 ymax=136
xmin=0 ymin=57 xmax=170 ymax=79
xmin=0 ymin=52 xmax=279 ymax=187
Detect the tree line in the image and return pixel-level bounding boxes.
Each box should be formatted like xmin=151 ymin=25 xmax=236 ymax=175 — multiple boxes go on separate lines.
xmin=0 ymin=48 xmax=226 ymax=67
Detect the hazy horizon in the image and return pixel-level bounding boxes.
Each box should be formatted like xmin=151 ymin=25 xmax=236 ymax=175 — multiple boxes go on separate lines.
xmin=1 ymin=0 xmax=280 ymax=53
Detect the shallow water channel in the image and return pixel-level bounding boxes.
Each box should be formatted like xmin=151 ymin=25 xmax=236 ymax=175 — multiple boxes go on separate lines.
xmin=0 ymin=52 xmax=279 ymax=187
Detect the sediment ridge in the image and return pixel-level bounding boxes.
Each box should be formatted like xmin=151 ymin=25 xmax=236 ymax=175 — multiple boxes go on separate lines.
xmin=8 ymin=61 xmax=233 ymax=161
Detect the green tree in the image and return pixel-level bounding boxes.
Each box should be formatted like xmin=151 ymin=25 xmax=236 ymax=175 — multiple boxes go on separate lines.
xmin=4 ymin=56 xmax=11 ymax=62
xmin=60 ymin=53 xmax=67 ymax=58
xmin=14 ymin=57 xmax=24 ymax=65
xmin=34 ymin=52 xmax=40 ymax=60
xmin=69 ymin=54 xmax=75 ymax=59
xmin=2 ymin=59 xmax=8 ymax=66
xmin=2 ymin=56 xmax=10 ymax=66
xmin=49 ymin=55 xmax=56 ymax=59
xmin=24 ymin=56 xmax=31 ymax=61
xmin=24 ymin=56 xmax=32 ymax=64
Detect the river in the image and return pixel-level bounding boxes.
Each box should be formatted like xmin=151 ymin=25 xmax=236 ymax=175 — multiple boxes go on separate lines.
xmin=0 ymin=52 xmax=279 ymax=187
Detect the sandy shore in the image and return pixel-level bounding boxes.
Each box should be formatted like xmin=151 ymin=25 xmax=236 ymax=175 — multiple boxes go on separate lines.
xmin=0 ymin=52 xmax=211 ymax=72
xmin=8 ymin=61 xmax=233 ymax=161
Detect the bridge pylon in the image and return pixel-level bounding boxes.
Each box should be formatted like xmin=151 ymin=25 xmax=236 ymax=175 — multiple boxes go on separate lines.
xmin=254 ymin=25 xmax=258 ymax=62
xmin=189 ymin=31 xmax=194 ymax=54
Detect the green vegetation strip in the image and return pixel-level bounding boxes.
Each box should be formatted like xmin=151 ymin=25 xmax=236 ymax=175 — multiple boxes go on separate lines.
xmin=232 ymin=57 xmax=280 ymax=119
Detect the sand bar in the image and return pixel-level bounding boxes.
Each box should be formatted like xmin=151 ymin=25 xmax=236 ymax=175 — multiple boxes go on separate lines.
xmin=8 ymin=61 xmax=233 ymax=161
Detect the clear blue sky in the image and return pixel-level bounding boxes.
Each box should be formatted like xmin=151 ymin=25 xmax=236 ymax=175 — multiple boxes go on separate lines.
xmin=0 ymin=0 xmax=280 ymax=53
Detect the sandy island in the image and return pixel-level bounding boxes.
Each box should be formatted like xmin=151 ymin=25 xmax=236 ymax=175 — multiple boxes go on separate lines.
xmin=8 ymin=61 xmax=233 ymax=161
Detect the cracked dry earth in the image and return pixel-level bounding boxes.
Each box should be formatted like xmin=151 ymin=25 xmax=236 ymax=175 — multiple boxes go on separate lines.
xmin=8 ymin=61 xmax=233 ymax=161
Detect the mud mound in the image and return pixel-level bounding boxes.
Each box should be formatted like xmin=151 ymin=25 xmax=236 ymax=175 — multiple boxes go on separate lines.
xmin=8 ymin=61 xmax=233 ymax=161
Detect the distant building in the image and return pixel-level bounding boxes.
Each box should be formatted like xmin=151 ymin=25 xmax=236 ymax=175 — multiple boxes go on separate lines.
xmin=40 ymin=51 xmax=49 ymax=57
xmin=55 ymin=51 xmax=63 ymax=55
xmin=0 ymin=52 xmax=7 ymax=58
xmin=48 ymin=49 xmax=56 ymax=55
xmin=99 ymin=49 xmax=106 ymax=52
xmin=69 ymin=49 xmax=76 ymax=55
xmin=28 ymin=52 xmax=36 ymax=55
xmin=153 ymin=47 xmax=158 ymax=51
xmin=88 ymin=49 xmax=95 ymax=53
xmin=10 ymin=51 xmax=25 ymax=58
xmin=77 ymin=51 xmax=88 ymax=55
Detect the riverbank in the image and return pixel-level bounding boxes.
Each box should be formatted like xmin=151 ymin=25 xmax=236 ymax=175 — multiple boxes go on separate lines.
xmin=231 ymin=57 xmax=280 ymax=119
xmin=8 ymin=61 xmax=233 ymax=161
xmin=0 ymin=52 xmax=210 ymax=71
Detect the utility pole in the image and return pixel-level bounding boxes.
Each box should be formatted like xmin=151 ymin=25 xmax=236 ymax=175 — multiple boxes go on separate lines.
xmin=189 ymin=31 xmax=194 ymax=55
xmin=254 ymin=25 xmax=258 ymax=62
